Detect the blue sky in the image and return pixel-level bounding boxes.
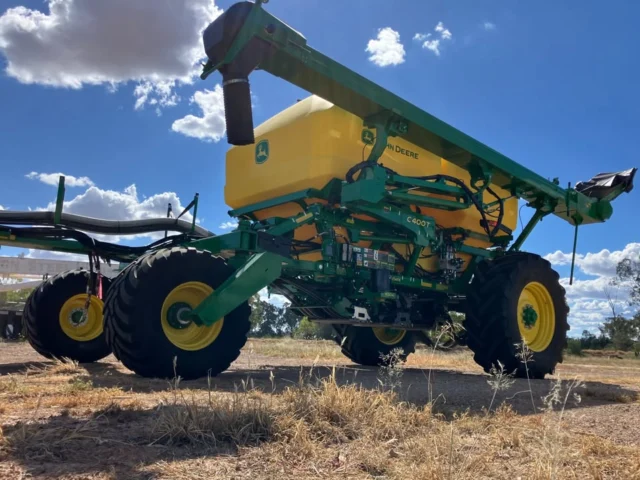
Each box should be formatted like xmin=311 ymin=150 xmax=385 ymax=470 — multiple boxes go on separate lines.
xmin=0 ymin=0 xmax=638 ymax=333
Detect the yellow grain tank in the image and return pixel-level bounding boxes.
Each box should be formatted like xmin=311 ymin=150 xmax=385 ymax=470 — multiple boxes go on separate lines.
xmin=225 ymin=96 xmax=518 ymax=272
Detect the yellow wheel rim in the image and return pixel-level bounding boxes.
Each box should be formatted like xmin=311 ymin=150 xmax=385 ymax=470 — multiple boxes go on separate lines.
xmin=517 ymin=281 xmax=555 ymax=352
xmin=161 ymin=281 xmax=224 ymax=351
xmin=372 ymin=327 xmax=406 ymax=346
xmin=59 ymin=294 xmax=104 ymax=342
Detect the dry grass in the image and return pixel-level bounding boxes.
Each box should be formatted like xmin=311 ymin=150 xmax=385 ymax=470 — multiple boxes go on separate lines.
xmin=247 ymin=337 xmax=480 ymax=372
xmin=580 ymin=349 xmax=635 ymax=359
xmin=0 ymin=375 xmax=27 ymax=395
xmin=2 ymin=366 xmax=638 ymax=479
xmin=246 ymin=338 xmax=347 ymax=361
xmin=408 ymin=346 xmax=478 ymax=370
xmin=152 ymin=378 xmax=276 ymax=448
xmin=1 ymin=367 xmax=624 ymax=479
xmin=564 ymin=353 xmax=640 ymax=368
xmin=556 ymin=357 xmax=640 ymax=389
xmin=0 ymin=339 xmax=639 ymax=479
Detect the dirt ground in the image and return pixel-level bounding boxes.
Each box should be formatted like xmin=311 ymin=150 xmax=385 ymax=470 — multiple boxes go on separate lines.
xmin=0 ymin=339 xmax=639 ymax=479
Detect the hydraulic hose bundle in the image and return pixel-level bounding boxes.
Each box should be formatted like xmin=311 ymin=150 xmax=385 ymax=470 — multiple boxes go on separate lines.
xmin=0 ymin=210 xmax=214 ymax=262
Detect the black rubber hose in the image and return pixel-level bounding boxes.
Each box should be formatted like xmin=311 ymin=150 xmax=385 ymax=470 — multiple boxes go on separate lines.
xmin=485 ymin=186 xmax=504 ymax=237
xmin=222 ymin=76 xmax=254 ymax=146
xmin=346 ymin=161 xmax=374 ymax=184
xmin=0 ymin=211 xmax=213 ymax=238
xmin=0 ymin=225 xmax=199 ymax=263
xmin=414 ymin=174 xmax=502 ymax=238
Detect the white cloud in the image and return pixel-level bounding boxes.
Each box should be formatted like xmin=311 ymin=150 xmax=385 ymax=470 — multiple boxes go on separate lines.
xmin=366 ymin=27 xmax=405 ymax=67
xmin=42 ymin=184 xmax=192 ymax=223
xmin=544 ymin=243 xmax=640 ymax=334
xmin=565 ymin=299 xmax=618 ymax=333
xmin=561 ymin=288 xmax=635 ymax=335
xmin=543 ymin=250 xmax=574 ymax=266
xmin=483 ymin=22 xmax=496 ymax=31
xmin=35 ymin=183 xmax=196 ymax=242
xmin=258 ymin=287 xmax=290 ymax=308
xmin=219 ymin=221 xmax=238 ymax=231
xmin=413 ymin=33 xmax=440 ymax=56
xmin=561 ymin=276 xmax=619 ymax=302
xmin=171 ymin=85 xmax=226 ymax=142
xmin=544 ymin=243 xmax=640 ymax=278
xmin=0 ymin=0 xmax=222 ymax=110
xmin=26 ymin=171 xmax=94 ymax=188
xmin=423 ymin=39 xmax=441 ymax=56
xmin=435 ymin=21 xmax=452 ymax=40
xmin=134 ymin=80 xmax=180 ymax=111
xmin=0 ymin=205 xmax=4 ymax=210
xmin=414 ymin=21 xmax=453 ymax=57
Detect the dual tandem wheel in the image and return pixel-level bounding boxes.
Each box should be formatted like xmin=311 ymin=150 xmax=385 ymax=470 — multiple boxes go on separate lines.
xmin=23 ymin=248 xmax=569 ymax=380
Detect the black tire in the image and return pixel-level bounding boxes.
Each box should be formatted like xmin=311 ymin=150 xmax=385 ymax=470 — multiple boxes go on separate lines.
xmin=465 ymin=253 xmax=569 ymax=379
xmin=104 ymin=247 xmax=251 ymax=380
xmin=23 ymin=270 xmax=112 ymax=363
xmin=333 ymin=325 xmax=417 ymax=366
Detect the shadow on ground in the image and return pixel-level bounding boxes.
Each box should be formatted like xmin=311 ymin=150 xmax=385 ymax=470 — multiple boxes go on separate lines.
xmin=1 ymin=354 xmax=636 ymax=416
xmin=80 ymin=359 xmax=639 ymax=415
xmin=0 ymin=360 xmax=52 ymax=375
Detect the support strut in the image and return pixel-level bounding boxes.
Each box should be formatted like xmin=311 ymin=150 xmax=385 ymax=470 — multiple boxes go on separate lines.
xmin=190 ymin=251 xmax=284 ymax=326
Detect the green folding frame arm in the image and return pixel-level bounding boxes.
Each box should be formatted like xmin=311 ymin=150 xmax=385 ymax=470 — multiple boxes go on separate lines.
xmin=200 ymin=0 xmax=635 ymax=228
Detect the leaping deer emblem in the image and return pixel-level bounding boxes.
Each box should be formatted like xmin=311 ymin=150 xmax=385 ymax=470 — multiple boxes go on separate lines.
xmin=256 ymin=140 xmax=269 ymax=164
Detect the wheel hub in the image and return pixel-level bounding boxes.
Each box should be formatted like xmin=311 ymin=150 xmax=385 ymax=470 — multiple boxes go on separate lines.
xmin=160 ymin=282 xmax=225 ymax=351
xmin=166 ymin=302 xmax=193 ymax=329
xmin=69 ymin=308 xmax=88 ymax=327
xmin=521 ymin=304 xmax=538 ymax=329
xmin=372 ymin=327 xmax=406 ymax=345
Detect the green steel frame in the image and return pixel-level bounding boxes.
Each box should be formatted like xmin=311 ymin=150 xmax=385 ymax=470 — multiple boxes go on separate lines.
xmin=0 ymin=0 xmax=634 ymax=333
xmin=184 ymin=0 xmax=631 ymax=327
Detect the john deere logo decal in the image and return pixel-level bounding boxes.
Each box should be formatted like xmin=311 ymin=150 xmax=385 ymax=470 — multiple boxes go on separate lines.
xmin=255 ymin=139 xmax=269 ymax=164
xmin=361 ymin=128 xmax=420 ymax=160
xmin=361 ymin=129 xmax=375 ymax=145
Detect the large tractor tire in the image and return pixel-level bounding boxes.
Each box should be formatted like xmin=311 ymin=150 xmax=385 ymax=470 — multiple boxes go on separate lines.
xmin=333 ymin=325 xmax=417 ymax=366
xmin=465 ymin=253 xmax=569 ymax=379
xmin=103 ymin=247 xmax=251 ymax=380
xmin=23 ymin=270 xmax=112 ymax=363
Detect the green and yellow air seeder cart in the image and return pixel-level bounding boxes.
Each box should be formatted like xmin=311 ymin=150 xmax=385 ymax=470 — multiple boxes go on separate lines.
xmin=1 ymin=0 xmax=636 ymax=379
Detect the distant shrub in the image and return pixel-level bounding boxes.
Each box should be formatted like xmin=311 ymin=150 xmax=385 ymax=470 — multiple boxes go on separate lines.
xmin=567 ymin=338 xmax=583 ymax=356
xmin=611 ymin=331 xmax=635 ymax=351
xmin=292 ymin=317 xmax=334 ymax=340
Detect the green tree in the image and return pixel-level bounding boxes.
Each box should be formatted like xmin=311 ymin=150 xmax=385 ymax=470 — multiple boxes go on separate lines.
xmin=248 ymin=294 xmax=265 ymax=330
xmin=599 ymin=316 xmax=639 ymax=351
xmin=615 ymin=256 xmax=640 ymax=307
xmin=580 ymin=329 xmax=610 ymax=349
xmin=292 ymin=317 xmax=335 ymax=340
xmin=249 ymin=298 xmax=301 ymax=337
xmin=581 ymin=329 xmax=596 ymax=346
xmin=596 ymin=256 xmax=640 ymax=351
xmin=567 ymin=338 xmax=583 ymax=356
